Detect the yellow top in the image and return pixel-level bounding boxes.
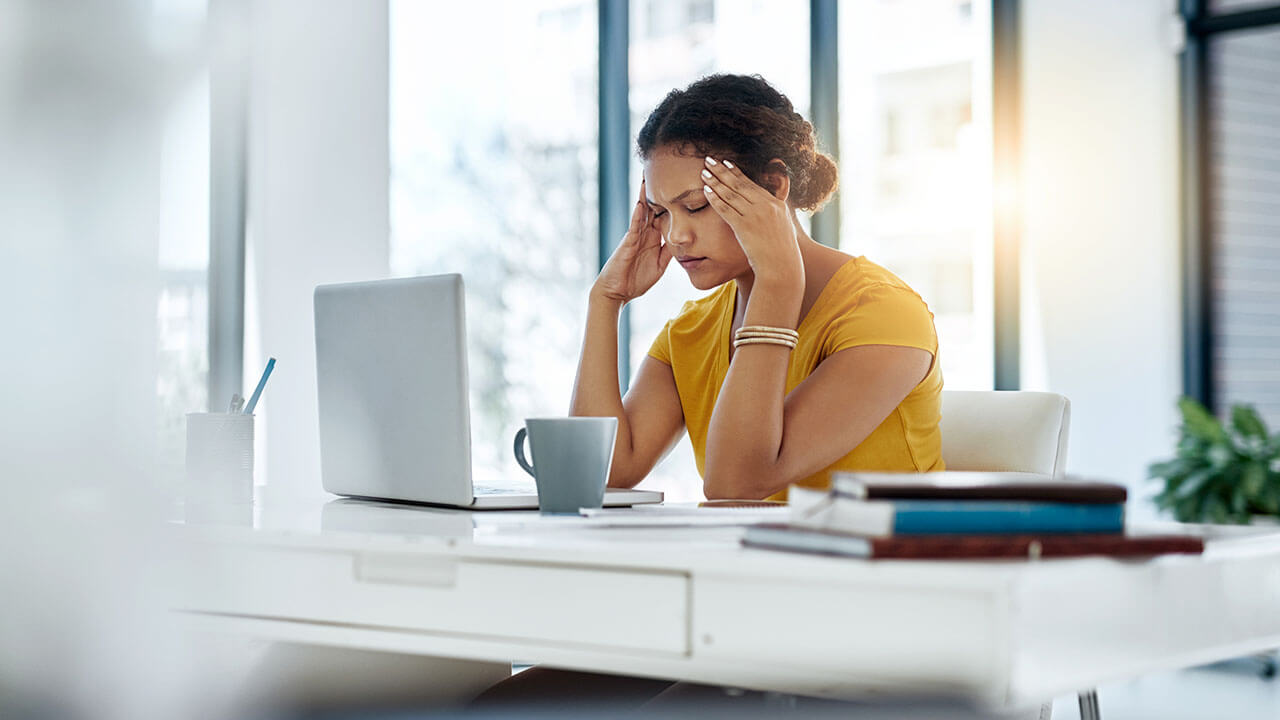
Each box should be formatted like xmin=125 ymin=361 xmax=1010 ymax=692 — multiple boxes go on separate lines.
xmin=648 ymin=256 xmax=945 ymax=501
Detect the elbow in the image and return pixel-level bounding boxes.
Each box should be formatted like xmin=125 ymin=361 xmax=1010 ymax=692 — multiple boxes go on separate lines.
xmin=702 ymin=462 xmax=782 ymax=501
xmin=606 ymin=466 xmax=643 ymax=490
xmin=703 ymin=484 xmax=770 ymax=501
xmin=606 ymin=453 xmax=644 ymax=489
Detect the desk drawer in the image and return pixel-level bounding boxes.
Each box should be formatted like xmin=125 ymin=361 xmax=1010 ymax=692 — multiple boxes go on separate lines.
xmin=183 ymin=544 xmax=689 ymax=656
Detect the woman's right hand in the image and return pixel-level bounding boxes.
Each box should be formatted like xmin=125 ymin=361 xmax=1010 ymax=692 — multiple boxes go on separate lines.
xmin=592 ymin=179 xmax=672 ymax=305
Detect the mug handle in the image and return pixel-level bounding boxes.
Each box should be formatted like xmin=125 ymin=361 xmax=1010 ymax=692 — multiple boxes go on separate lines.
xmin=513 ymin=427 xmax=535 ymax=477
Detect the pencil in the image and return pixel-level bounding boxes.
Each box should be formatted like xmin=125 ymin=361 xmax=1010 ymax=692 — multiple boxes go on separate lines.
xmin=243 ymin=357 xmax=276 ymax=415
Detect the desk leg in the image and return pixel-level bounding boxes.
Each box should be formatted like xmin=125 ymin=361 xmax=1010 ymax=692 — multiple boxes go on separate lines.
xmin=1077 ymin=688 xmax=1101 ymax=720
xmin=1256 ymin=650 xmax=1278 ymax=678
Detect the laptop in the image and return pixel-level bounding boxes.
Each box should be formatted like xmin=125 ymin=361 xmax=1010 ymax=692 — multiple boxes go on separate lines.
xmin=314 ymin=274 xmax=663 ymax=510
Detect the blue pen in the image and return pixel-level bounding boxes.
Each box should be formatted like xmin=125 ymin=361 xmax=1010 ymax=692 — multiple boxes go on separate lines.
xmin=243 ymin=357 xmax=276 ymax=414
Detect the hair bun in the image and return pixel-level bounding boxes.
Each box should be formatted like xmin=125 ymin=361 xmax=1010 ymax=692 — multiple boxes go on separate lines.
xmin=795 ymin=150 xmax=838 ymax=212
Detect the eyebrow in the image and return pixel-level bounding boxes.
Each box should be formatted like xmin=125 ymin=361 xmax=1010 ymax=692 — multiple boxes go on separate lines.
xmin=647 ymin=188 xmax=702 ymax=208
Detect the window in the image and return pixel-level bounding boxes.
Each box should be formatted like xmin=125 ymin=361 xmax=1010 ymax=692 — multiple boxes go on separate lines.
xmin=390 ymin=0 xmax=598 ymax=488
xmin=157 ymin=0 xmax=210 ymax=479
xmin=1207 ymin=23 xmax=1280 ymax=426
xmin=1183 ymin=2 xmax=1280 ymax=423
xmin=1210 ymin=0 xmax=1280 ymax=11
xmin=385 ymin=0 xmax=1007 ymax=498
xmin=838 ymin=0 xmax=994 ymax=390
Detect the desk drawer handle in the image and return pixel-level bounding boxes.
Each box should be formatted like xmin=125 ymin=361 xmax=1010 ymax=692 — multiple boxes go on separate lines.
xmin=355 ymin=553 xmax=458 ymax=587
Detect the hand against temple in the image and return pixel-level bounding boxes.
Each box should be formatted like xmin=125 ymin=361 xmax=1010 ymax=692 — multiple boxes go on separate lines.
xmin=700 ymin=156 xmax=803 ymax=290
xmin=592 ymin=179 xmax=673 ymax=304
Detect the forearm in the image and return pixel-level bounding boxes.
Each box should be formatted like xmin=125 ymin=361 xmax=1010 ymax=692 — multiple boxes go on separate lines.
xmin=703 ymin=278 xmax=804 ymax=499
xmin=569 ymin=292 xmax=638 ymax=485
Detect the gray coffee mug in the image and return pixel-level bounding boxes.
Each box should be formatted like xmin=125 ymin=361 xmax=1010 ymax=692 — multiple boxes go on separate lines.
xmin=513 ymin=417 xmax=618 ymax=514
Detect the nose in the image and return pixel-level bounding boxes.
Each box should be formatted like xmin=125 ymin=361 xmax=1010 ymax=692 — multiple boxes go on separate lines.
xmin=665 ymin=215 xmax=694 ymax=250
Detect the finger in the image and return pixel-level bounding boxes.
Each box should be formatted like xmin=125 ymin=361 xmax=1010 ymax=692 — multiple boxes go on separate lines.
xmin=637 ymin=228 xmax=660 ymax=262
xmin=637 ymin=220 xmax=660 ymax=247
xmin=628 ymin=185 xmax=649 ymax=235
xmin=643 ymin=206 xmax=664 ymax=244
xmin=640 ymin=223 xmax=670 ymax=262
xmin=702 ymin=182 xmax=743 ymax=219
xmin=705 ymin=156 xmax=769 ymax=204
xmin=701 ymin=165 xmax=750 ymax=212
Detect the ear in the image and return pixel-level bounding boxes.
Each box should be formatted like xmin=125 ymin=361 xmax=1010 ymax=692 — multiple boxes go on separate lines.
xmin=761 ymin=158 xmax=790 ymax=203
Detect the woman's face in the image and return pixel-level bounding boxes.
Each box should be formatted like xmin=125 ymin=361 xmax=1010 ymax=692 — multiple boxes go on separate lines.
xmin=643 ymin=145 xmax=751 ymax=291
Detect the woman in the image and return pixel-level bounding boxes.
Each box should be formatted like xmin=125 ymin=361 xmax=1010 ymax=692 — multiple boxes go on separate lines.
xmin=475 ymin=73 xmax=947 ymax=711
xmin=570 ymin=73 xmax=944 ymax=501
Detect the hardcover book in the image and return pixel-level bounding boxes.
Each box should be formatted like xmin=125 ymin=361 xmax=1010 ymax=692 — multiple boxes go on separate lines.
xmin=832 ymin=471 xmax=1128 ymax=504
xmin=789 ymin=485 xmax=1125 ymax=537
xmin=743 ymin=523 xmax=1205 ymax=560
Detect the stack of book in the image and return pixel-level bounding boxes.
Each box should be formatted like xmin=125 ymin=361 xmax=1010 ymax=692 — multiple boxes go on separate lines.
xmin=743 ymin=472 xmax=1204 ymax=560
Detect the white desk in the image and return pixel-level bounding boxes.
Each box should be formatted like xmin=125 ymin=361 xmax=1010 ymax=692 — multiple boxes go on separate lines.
xmin=175 ymin=495 xmax=1280 ymax=716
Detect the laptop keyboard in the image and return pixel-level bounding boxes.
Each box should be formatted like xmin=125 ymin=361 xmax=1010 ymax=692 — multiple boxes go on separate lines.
xmin=473 ymin=485 xmax=533 ymax=496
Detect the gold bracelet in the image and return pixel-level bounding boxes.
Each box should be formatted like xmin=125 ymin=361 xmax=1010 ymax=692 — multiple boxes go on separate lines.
xmin=733 ymin=336 xmax=796 ymax=349
xmin=735 ymin=330 xmax=800 ymax=342
xmin=738 ymin=325 xmax=798 ymax=340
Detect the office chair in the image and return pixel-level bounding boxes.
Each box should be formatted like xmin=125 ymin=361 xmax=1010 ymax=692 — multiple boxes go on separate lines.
xmin=939 ymin=390 xmax=1071 ymax=477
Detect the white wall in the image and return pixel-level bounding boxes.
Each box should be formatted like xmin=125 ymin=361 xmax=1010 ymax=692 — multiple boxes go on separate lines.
xmin=248 ymin=0 xmax=390 ymax=497
xmin=1020 ymin=0 xmax=1182 ymax=513
xmin=0 ymin=2 xmax=210 ymax=716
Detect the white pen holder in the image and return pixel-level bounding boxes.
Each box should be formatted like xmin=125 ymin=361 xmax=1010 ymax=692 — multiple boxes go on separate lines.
xmin=185 ymin=412 xmax=254 ymax=508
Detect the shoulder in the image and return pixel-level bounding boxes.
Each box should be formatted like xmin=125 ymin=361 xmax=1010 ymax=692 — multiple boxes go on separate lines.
xmin=840 ymin=257 xmax=924 ymax=299
xmin=822 ymin=257 xmax=932 ymax=316
xmin=816 ymin=257 xmax=938 ymax=354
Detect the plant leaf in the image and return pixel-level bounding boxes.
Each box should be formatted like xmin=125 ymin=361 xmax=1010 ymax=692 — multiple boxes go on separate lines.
xmin=1242 ymin=462 xmax=1266 ymax=498
xmin=1207 ymin=443 xmax=1234 ymax=468
xmin=1148 ymin=459 xmax=1189 ymax=480
xmin=1179 ymin=397 xmax=1226 ymax=443
xmin=1203 ymin=496 xmax=1228 ymax=524
xmin=1231 ymin=405 xmax=1269 ymax=441
xmin=1177 ymin=436 xmax=1207 ymax=459
xmin=1175 ymin=495 xmax=1200 ymax=523
xmin=1173 ymin=468 xmax=1215 ymax=500
xmin=1258 ymin=481 xmax=1280 ymax=515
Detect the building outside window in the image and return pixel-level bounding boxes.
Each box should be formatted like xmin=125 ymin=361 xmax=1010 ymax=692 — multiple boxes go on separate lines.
xmin=157 ymin=0 xmax=210 ymax=483
xmin=390 ymin=0 xmax=598 ymax=489
xmin=1206 ymin=23 xmax=1280 ymax=426
xmin=839 ymin=0 xmax=994 ymax=392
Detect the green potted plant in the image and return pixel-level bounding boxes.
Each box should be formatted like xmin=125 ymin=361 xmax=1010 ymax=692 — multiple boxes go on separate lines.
xmin=1149 ymin=398 xmax=1280 ymax=524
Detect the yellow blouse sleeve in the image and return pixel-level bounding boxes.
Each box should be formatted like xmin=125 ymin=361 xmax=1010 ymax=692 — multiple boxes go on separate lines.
xmin=824 ymin=283 xmax=938 ymax=356
xmin=647 ymin=319 xmax=674 ymax=366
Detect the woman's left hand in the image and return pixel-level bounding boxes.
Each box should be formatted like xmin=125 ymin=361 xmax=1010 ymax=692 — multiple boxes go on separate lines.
xmin=700 ymin=156 xmax=803 ymax=290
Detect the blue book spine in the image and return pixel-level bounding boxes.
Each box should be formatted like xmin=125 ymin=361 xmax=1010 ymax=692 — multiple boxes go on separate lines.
xmin=890 ymin=501 xmax=1124 ymax=535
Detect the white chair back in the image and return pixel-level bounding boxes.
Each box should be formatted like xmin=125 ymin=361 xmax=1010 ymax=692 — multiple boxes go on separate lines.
xmin=939 ymin=391 xmax=1071 ymax=477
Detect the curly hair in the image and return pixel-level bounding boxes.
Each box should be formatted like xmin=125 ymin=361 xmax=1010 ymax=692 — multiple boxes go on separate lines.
xmin=636 ymin=74 xmax=839 ymax=212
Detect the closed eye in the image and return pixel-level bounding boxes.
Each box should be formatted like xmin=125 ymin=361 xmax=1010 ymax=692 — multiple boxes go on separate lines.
xmin=650 ymin=204 xmax=706 ymax=217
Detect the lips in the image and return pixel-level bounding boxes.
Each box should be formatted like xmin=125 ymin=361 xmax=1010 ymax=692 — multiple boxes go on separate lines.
xmin=677 ymin=256 xmax=707 ymax=268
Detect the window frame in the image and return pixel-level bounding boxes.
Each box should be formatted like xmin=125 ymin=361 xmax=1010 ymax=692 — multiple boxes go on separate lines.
xmin=1179 ymin=0 xmax=1280 ymax=412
